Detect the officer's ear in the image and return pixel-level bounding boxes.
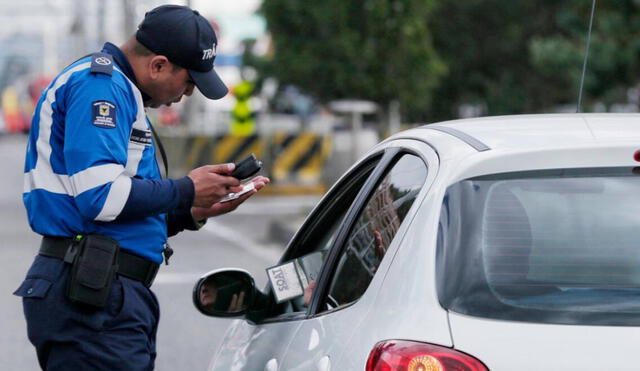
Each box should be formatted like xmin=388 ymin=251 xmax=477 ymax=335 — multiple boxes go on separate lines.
xmin=148 ymin=56 xmax=171 ymax=79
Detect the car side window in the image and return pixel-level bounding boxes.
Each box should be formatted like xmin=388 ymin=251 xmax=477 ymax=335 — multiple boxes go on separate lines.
xmin=284 ymin=156 xmax=381 ymax=262
xmin=261 ymin=156 xmax=382 ymax=318
xmin=323 ymin=154 xmax=428 ymax=310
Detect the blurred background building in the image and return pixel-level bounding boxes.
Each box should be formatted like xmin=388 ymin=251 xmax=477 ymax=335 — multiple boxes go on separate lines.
xmin=0 ymin=0 xmax=266 ymax=132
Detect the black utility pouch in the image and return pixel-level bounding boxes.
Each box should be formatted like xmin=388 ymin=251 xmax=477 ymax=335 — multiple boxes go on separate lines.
xmin=66 ymin=235 xmax=119 ymax=307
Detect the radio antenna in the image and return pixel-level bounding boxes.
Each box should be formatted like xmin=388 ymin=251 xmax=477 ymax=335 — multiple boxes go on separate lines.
xmin=577 ymin=0 xmax=597 ymax=113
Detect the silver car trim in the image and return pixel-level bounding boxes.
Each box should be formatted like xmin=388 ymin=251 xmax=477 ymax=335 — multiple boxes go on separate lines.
xmin=423 ymin=125 xmax=491 ymax=152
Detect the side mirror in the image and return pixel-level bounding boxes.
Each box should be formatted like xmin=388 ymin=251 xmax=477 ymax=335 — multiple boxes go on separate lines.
xmin=193 ymin=268 xmax=257 ymax=317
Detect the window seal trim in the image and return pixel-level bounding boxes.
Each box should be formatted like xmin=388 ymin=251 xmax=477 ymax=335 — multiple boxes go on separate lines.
xmin=307 ymin=147 xmax=406 ymax=316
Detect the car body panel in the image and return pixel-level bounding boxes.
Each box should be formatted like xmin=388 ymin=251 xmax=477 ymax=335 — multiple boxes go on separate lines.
xmin=449 ymin=312 xmax=640 ymax=371
xmin=211 ymin=319 xmax=303 ymax=371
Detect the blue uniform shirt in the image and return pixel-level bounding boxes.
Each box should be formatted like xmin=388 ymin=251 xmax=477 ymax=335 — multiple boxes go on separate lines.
xmin=23 ymin=44 xmax=195 ymax=263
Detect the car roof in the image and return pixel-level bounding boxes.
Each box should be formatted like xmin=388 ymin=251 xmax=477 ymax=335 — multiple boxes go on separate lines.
xmin=399 ymin=113 xmax=640 ymax=153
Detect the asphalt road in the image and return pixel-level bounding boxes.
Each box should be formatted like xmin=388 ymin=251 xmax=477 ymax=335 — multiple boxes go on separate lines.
xmin=0 ymin=134 xmax=318 ymax=370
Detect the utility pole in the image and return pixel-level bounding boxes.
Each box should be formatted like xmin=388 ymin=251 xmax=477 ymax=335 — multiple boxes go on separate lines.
xmin=121 ymin=0 xmax=136 ymax=38
xmin=388 ymin=100 xmax=401 ymax=136
xmin=70 ymin=0 xmax=87 ymax=57
xmin=97 ymin=0 xmax=106 ymax=45
xmin=329 ymin=100 xmax=378 ymax=165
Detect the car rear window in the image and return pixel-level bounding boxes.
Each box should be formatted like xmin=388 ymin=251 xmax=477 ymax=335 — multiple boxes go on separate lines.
xmin=437 ymin=167 xmax=640 ymax=326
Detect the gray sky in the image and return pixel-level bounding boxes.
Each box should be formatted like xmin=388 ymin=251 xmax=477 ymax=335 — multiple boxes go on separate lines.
xmin=193 ymin=0 xmax=261 ymax=16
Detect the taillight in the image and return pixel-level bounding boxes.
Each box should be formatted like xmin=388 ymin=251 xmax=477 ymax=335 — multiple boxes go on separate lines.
xmin=366 ymin=340 xmax=488 ymax=371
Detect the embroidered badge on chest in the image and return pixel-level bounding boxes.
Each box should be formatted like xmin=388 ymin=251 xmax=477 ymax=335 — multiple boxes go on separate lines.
xmin=92 ymin=100 xmax=116 ymax=128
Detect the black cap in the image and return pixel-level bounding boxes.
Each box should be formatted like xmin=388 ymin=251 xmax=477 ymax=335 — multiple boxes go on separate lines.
xmin=136 ymin=5 xmax=228 ymax=100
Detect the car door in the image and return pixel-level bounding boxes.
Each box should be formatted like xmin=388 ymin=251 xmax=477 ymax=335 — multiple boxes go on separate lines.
xmin=212 ymin=152 xmax=387 ymax=371
xmin=279 ymin=139 xmax=438 ymax=371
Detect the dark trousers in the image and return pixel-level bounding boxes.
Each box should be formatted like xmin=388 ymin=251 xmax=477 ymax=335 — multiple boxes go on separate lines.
xmin=14 ymin=255 xmax=160 ymax=370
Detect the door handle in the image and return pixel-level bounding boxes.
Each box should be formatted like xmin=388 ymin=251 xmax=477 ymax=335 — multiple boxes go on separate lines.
xmin=265 ymin=358 xmax=278 ymax=371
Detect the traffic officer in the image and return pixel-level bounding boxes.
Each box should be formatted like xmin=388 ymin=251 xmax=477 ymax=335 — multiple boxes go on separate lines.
xmin=14 ymin=5 xmax=269 ymax=370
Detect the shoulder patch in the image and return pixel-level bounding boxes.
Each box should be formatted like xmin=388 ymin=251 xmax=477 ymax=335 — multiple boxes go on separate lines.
xmin=90 ymin=52 xmax=113 ymax=76
xmin=92 ymin=101 xmax=116 ymax=128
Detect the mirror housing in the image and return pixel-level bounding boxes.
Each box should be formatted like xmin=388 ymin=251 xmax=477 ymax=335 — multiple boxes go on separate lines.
xmin=192 ymin=268 xmax=258 ymax=317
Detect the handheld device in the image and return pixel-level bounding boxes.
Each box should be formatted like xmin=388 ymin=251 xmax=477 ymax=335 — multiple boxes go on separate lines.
xmin=219 ymin=154 xmax=262 ymax=203
xmin=231 ymin=154 xmax=262 ymax=180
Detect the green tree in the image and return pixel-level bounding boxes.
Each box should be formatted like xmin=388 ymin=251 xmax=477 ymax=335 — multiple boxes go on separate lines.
xmin=429 ymin=0 xmax=640 ymax=121
xmin=259 ymin=0 xmax=446 ymax=121
xmin=530 ymin=0 xmax=640 ymax=108
xmin=428 ymin=0 xmax=562 ymax=120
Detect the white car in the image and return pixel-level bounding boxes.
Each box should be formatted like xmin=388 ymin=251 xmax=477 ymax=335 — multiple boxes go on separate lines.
xmin=193 ymin=114 xmax=640 ymax=371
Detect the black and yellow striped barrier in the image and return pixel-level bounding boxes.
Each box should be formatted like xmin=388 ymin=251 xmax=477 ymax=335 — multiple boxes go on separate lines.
xmin=213 ymin=134 xmax=264 ymax=164
xmin=180 ymin=132 xmax=331 ymax=195
xmin=271 ymin=132 xmax=331 ymax=184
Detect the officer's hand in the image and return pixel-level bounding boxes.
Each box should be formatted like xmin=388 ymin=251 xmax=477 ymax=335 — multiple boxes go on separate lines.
xmin=191 ymin=176 xmax=270 ymax=220
xmin=188 ymin=164 xmax=243 ymax=208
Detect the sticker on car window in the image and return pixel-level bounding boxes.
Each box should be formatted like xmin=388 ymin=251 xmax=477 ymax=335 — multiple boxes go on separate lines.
xmin=266 ymin=261 xmax=304 ymax=303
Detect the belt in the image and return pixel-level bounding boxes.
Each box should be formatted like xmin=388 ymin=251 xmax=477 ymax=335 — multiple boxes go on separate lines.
xmin=39 ymin=236 xmax=160 ymax=288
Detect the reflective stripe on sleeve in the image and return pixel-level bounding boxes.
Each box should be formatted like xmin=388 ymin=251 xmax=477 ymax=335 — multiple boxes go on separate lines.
xmin=23 ymin=169 xmax=72 ymax=195
xmin=94 ymin=174 xmax=132 ymax=221
xmin=70 ymin=163 xmax=125 ymax=196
